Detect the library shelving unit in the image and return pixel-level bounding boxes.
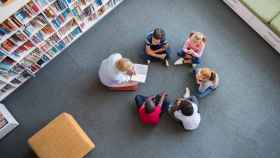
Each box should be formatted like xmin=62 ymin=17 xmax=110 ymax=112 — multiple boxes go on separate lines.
xmin=0 ymin=0 xmax=124 ymax=101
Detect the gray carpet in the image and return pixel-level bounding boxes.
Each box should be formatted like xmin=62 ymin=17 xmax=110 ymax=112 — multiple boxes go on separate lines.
xmin=1 ymin=0 xmax=280 ymax=157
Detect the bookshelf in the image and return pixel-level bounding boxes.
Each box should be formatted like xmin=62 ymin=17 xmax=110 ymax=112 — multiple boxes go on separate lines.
xmin=0 ymin=0 xmax=124 ymax=101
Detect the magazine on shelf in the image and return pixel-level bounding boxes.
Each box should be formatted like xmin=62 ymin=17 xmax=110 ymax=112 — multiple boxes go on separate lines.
xmin=0 ymin=103 xmax=19 ymax=140
xmin=131 ymin=64 xmax=148 ymax=83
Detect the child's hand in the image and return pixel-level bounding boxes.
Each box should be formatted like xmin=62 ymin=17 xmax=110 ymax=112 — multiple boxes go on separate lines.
xmin=189 ymin=49 xmax=196 ymax=55
xmin=160 ymin=91 xmax=167 ymax=97
xmin=197 ymin=80 xmax=202 ymax=85
xmin=127 ymin=68 xmax=136 ymax=76
xmin=159 ymin=54 xmax=166 ymax=59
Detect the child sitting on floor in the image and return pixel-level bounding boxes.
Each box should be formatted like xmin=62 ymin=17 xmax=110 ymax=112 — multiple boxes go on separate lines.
xmin=194 ymin=67 xmax=219 ymax=98
xmin=135 ymin=92 xmax=169 ymax=126
xmin=169 ymin=88 xmax=201 ymax=130
xmin=144 ymin=28 xmax=171 ymax=67
xmin=174 ymin=32 xmax=206 ymax=67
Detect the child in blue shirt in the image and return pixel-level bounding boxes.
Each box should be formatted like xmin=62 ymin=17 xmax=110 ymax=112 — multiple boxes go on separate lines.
xmin=144 ymin=28 xmax=171 ymax=67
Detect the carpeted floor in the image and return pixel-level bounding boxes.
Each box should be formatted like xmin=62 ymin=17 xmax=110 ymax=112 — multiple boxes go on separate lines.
xmin=1 ymin=0 xmax=280 ymax=157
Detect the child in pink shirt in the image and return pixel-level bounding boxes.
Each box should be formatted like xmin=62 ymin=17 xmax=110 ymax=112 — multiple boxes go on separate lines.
xmin=174 ymin=32 xmax=207 ymax=67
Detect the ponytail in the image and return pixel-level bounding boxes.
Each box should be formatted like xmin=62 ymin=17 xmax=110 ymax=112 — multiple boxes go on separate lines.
xmin=209 ymin=71 xmax=216 ymax=81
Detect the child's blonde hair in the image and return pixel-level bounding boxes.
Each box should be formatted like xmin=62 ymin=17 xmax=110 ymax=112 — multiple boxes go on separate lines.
xmin=200 ymin=68 xmax=216 ymax=81
xmin=190 ymin=32 xmax=206 ymax=43
xmin=116 ymin=58 xmax=133 ymax=72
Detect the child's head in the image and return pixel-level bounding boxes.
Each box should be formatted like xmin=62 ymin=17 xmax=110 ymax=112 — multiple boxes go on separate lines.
xmin=181 ymin=103 xmax=194 ymax=116
xmin=145 ymin=98 xmax=156 ymax=114
xmin=116 ymin=58 xmax=134 ymax=73
xmin=189 ymin=32 xmax=206 ymax=44
xmin=152 ymin=28 xmax=165 ymax=45
xmin=176 ymin=99 xmax=193 ymax=116
xmin=197 ymin=68 xmax=216 ymax=82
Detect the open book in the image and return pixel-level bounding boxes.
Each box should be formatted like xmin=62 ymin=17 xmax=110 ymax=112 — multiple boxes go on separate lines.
xmin=131 ymin=64 xmax=148 ymax=83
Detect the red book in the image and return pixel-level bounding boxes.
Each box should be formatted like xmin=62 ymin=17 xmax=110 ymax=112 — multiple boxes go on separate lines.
xmin=29 ymin=2 xmax=40 ymax=13
xmin=24 ymin=41 xmax=33 ymax=48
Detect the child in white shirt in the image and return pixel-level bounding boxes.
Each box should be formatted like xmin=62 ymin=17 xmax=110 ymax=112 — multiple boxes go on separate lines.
xmin=169 ymin=88 xmax=201 ymax=130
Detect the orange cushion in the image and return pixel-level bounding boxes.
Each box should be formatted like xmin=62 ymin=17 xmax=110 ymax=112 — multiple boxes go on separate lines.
xmin=28 ymin=113 xmax=95 ymax=158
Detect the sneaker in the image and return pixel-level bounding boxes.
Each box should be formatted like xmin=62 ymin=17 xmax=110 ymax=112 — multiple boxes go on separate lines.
xmin=146 ymin=60 xmax=151 ymax=64
xmin=165 ymin=59 xmax=170 ymax=67
xmin=183 ymin=87 xmax=190 ymax=98
xmin=174 ymin=58 xmax=184 ymax=65
xmin=192 ymin=64 xmax=197 ymax=68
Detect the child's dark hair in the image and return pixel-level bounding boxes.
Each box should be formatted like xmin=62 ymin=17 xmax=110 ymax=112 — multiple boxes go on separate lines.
xmin=180 ymin=100 xmax=194 ymax=116
xmin=145 ymin=99 xmax=155 ymax=114
xmin=153 ymin=28 xmax=165 ymax=40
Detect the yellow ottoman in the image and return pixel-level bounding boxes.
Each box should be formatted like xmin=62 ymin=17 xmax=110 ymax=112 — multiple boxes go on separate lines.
xmin=28 ymin=113 xmax=95 ymax=158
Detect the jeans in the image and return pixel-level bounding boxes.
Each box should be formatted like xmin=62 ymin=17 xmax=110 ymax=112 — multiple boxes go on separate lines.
xmin=135 ymin=94 xmax=170 ymax=112
xmin=197 ymin=87 xmax=216 ymax=98
xmin=143 ymin=45 xmax=171 ymax=62
xmin=177 ymin=49 xmax=201 ymax=64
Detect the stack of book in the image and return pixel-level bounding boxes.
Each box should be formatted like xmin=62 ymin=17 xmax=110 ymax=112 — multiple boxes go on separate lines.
xmin=0 ymin=57 xmax=15 ymax=72
xmin=51 ymin=8 xmax=72 ymax=29
xmin=73 ymin=4 xmax=96 ymax=28
xmin=0 ymin=64 xmax=25 ymax=81
xmin=31 ymin=24 xmax=55 ymax=44
xmin=21 ymin=48 xmax=42 ymax=72
xmin=9 ymin=32 xmax=28 ymax=46
xmin=11 ymin=41 xmax=34 ymax=59
xmin=47 ymin=33 xmax=60 ymax=45
xmin=0 ymin=84 xmax=14 ymax=94
xmin=1 ymin=39 xmax=17 ymax=52
xmin=52 ymin=0 xmax=68 ymax=12
xmin=45 ymin=47 xmax=59 ymax=58
xmin=0 ymin=20 xmax=17 ymax=41
xmin=55 ymin=40 xmax=65 ymax=50
xmin=11 ymin=1 xmax=40 ymax=25
xmin=58 ymin=19 xmax=78 ymax=37
xmin=39 ymin=41 xmax=52 ymax=52
xmin=35 ymin=0 xmax=53 ymax=8
xmin=10 ymin=71 xmax=32 ymax=85
xmin=23 ymin=14 xmax=48 ymax=37
xmin=1 ymin=32 xmax=29 ymax=53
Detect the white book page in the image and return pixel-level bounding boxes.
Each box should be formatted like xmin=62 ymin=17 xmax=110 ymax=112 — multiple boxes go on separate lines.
xmin=131 ymin=64 xmax=148 ymax=83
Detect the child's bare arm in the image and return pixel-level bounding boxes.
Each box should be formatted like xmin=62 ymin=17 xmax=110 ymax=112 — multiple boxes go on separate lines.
xmin=158 ymin=92 xmax=167 ymax=107
xmin=154 ymin=48 xmax=166 ymax=53
xmin=146 ymin=46 xmax=166 ymax=59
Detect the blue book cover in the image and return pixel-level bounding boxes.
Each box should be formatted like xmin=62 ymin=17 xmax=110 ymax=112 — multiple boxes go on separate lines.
xmin=51 ymin=47 xmax=58 ymax=53
xmin=41 ymin=54 xmax=50 ymax=62
xmin=65 ymin=0 xmax=72 ymax=4
xmin=71 ymin=8 xmax=78 ymax=17
xmin=95 ymin=0 xmax=103 ymax=6
xmin=0 ymin=28 xmax=8 ymax=36
xmin=52 ymin=19 xmax=60 ymax=28
xmin=0 ymin=63 xmax=11 ymax=71
xmin=15 ymin=12 xmax=25 ymax=21
xmin=56 ymin=41 xmax=65 ymax=50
